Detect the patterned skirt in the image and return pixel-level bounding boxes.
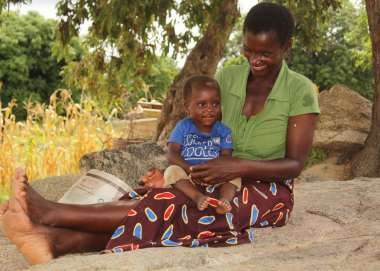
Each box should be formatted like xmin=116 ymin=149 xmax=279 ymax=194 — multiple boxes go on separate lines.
xmin=104 ymin=180 xmax=294 ymax=252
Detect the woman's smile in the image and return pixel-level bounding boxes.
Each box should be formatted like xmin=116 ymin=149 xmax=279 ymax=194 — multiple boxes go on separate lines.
xmin=242 ymin=30 xmax=290 ymax=78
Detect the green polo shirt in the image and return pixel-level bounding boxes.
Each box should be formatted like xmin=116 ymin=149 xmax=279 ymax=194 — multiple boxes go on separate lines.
xmin=216 ymin=60 xmax=320 ymax=161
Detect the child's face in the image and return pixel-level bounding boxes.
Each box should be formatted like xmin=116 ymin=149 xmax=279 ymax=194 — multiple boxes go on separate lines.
xmin=242 ymin=30 xmax=291 ymax=78
xmin=186 ymin=86 xmax=221 ymax=132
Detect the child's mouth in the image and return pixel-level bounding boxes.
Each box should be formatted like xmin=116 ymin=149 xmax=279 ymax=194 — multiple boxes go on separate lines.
xmin=202 ymin=115 xmax=216 ymax=121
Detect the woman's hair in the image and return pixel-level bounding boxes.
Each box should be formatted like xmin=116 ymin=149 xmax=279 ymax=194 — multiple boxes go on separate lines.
xmin=243 ymin=2 xmax=295 ymax=45
xmin=183 ymin=75 xmax=221 ymax=104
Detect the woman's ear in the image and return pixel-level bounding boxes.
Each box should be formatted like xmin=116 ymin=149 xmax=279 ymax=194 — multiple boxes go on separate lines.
xmin=284 ymin=38 xmax=293 ymax=52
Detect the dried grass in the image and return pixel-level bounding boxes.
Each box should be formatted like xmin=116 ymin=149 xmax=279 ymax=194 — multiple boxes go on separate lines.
xmin=0 ymin=90 xmax=121 ymax=202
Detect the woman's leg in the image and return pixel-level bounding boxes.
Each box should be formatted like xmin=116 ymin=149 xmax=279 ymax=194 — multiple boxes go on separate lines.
xmin=1 ymin=196 xmax=110 ymax=265
xmin=13 ymin=168 xmax=139 ymax=233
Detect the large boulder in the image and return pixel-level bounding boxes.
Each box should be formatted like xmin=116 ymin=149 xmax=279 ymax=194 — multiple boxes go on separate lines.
xmin=79 ymin=142 xmax=168 ymax=188
xmin=314 ymin=85 xmax=372 ymax=151
xmin=1 ymin=177 xmax=379 ymax=270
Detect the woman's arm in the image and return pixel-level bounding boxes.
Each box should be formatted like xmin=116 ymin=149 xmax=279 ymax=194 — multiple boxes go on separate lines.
xmin=167 ymin=143 xmax=191 ymax=174
xmin=190 ymin=113 xmax=318 ymax=184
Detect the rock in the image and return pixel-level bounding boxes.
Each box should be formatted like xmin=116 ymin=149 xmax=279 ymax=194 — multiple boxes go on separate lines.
xmin=31 ymin=175 xmax=80 ymax=202
xmin=1 ymin=177 xmax=380 ymax=270
xmin=79 ymin=142 xmax=169 ymax=188
xmin=298 ymin=156 xmax=353 ymax=182
xmin=314 ymin=85 xmax=372 ymax=151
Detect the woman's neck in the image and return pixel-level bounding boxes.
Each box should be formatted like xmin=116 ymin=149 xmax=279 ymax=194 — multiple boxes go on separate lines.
xmin=248 ymin=62 xmax=282 ymax=89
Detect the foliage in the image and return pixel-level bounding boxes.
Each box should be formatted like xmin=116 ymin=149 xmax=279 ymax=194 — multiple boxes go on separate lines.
xmin=52 ymin=0 xmax=235 ymax=111
xmin=0 ymin=90 xmax=120 ymax=201
xmin=222 ymin=0 xmax=373 ymax=99
xmin=60 ymin=47 xmax=179 ymax=114
xmin=268 ymin=0 xmax=342 ymax=51
xmin=0 ymin=0 xmax=30 ymax=11
xmin=288 ymin=0 xmax=373 ymax=98
xmin=129 ymin=56 xmax=179 ymax=103
xmin=0 ymin=11 xmax=64 ymax=119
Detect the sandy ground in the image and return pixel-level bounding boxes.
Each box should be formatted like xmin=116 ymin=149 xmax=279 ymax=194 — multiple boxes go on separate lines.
xmin=1 ymin=177 xmax=379 ymax=271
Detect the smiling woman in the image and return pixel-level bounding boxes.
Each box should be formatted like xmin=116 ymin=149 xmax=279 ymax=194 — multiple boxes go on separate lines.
xmin=0 ymin=3 xmax=319 ymax=266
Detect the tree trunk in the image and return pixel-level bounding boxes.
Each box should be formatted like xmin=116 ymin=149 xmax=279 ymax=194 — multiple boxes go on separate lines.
xmin=153 ymin=0 xmax=239 ymax=146
xmin=351 ymin=0 xmax=380 ymax=177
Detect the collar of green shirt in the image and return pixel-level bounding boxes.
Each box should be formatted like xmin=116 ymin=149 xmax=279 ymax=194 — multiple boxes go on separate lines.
xmin=229 ymin=60 xmax=290 ymax=102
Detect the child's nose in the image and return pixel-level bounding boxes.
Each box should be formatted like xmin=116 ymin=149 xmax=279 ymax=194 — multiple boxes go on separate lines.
xmin=202 ymin=104 xmax=213 ymax=112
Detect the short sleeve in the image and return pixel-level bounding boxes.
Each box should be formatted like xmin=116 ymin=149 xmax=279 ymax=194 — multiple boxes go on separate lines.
xmin=289 ymin=81 xmax=320 ymax=116
xmin=168 ymin=121 xmax=185 ymax=145
xmin=215 ymin=69 xmax=227 ymax=105
xmin=218 ymin=123 xmax=233 ymax=149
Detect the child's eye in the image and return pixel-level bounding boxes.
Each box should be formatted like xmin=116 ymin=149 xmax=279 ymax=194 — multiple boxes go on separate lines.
xmin=262 ymin=52 xmax=272 ymax=57
xmin=197 ymin=103 xmax=205 ymax=108
xmin=212 ymin=102 xmax=220 ymax=107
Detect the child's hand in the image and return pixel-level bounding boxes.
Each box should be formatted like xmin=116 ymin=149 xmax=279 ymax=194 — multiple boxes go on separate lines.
xmin=139 ymin=168 xmax=165 ymax=188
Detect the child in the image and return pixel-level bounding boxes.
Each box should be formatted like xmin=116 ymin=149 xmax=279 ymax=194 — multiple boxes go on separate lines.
xmin=164 ymin=75 xmax=241 ymax=214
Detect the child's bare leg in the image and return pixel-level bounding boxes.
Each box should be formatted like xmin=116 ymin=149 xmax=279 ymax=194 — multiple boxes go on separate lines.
xmin=12 ymin=168 xmax=139 ymax=233
xmin=216 ymin=182 xmax=237 ymax=214
xmin=173 ymin=179 xmax=208 ymax=211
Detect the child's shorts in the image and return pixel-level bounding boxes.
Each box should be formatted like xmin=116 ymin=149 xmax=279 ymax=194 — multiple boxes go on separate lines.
xmin=163 ymin=165 xmax=241 ymax=191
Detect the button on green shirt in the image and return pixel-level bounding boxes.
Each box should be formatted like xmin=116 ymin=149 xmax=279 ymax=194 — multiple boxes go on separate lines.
xmin=216 ymin=61 xmax=320 ymax=161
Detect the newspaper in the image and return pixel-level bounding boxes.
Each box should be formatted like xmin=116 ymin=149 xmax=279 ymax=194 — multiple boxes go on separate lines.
xmin=59 ymin=169 xmax=136 ymax=204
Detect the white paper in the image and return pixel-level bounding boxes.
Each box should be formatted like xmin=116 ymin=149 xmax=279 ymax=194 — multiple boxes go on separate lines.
xmin=59 ymin=169 xmax=135 ymax=204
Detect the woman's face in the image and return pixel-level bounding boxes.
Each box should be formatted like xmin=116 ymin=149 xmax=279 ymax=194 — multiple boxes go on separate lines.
xmin=242 ymin=30 xmax=291 ymax=78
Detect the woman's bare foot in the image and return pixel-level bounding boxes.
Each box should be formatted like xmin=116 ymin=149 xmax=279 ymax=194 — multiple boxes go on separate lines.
xmin=12 ymin=168 xmax=53 ymax=224
xmin=0 ymin=200 xmax=9 ymax=231
xmin=216 ymin=198 xmax=232 ymax=214
xmin=1 ymin=197 xmax=55 ymax=264
xmin=0 ymin=200 xmax=9 ymax=216
xmin=195 ymin=195 xmax=209 ymax=211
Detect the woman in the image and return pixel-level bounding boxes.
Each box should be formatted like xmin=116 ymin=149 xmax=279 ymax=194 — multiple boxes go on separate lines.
xmin=0 ymin=2 xmax=319 ymax=265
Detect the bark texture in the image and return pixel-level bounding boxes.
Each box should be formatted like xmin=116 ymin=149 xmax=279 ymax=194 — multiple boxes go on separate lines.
xmin=154 ymin=0 xmax=239 ymax=146
xmin=352 ymin=0 xmax=380 ymax=176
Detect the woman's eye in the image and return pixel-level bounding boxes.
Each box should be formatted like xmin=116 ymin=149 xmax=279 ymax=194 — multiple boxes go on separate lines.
xmin=242 ymin=46 xmax=251 ymax=53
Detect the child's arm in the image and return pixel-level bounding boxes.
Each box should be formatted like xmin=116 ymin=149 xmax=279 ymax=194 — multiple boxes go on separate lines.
xmin=220 ymin=149 xmax=233 ymax=157
xmin=167 ymin=143 xmax=191 ymax=174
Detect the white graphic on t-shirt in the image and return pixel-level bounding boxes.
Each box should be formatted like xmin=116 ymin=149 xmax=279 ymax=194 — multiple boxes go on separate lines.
xmin=182 ymin=134 xmax=220 ymax=163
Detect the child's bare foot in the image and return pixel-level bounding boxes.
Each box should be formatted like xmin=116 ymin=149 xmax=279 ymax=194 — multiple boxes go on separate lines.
xmin=195 ymin=195 xmax=209 ymax=211
xmin=1 ymin=197 xmax=55 ymax=265
xmin=216 ymin=198 xmax=232 ymax=214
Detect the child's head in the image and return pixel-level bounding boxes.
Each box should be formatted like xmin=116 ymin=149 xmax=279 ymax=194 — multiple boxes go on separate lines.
xmin=183 ymin=75 xmax=221 ymax=132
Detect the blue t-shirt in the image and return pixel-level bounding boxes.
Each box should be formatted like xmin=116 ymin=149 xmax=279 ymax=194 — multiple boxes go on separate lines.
xmin=168 ymin=117 xmax=233 ymax=165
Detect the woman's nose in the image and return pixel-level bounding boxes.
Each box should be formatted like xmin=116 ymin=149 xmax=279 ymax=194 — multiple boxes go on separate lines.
xmin=249 ymin=53 xmax=263 ymax=64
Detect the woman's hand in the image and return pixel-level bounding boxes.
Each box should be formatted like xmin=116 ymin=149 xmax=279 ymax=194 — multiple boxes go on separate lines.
xmin=189 ymin=156 xmax=241 ymax=185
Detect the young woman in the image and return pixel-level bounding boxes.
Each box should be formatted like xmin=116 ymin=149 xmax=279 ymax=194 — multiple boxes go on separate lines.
xmin=0 ymin=2 xmax=319 ymax=265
